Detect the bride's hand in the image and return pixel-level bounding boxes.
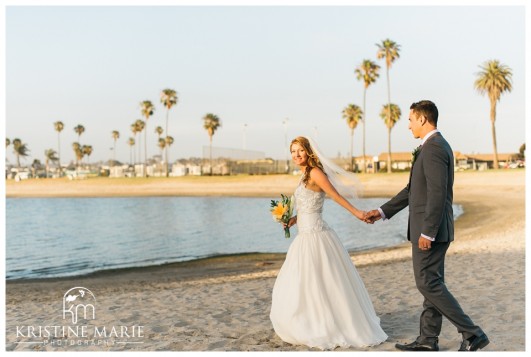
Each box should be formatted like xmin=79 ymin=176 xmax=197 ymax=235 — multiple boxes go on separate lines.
xmin=354 ymin=210 xmax=366 ymax=221
xmin=283 ymin=216 xmax=297 ymax=228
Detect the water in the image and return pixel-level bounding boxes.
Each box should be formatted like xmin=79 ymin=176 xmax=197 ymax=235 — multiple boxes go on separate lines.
xmin=6 ymin=197 xmax=463 ymax=280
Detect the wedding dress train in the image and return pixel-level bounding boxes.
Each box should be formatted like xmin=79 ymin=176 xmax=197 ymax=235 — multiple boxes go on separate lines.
xmin=270 ymin=183 xmax=387 ymax=350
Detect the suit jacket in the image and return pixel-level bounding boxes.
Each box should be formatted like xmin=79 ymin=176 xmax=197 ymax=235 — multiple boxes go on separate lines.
xmin=381 ymin=133 xmax=454 ymax=244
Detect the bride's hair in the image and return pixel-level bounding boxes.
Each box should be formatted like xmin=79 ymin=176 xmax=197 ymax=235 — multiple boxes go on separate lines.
xmin=290 ymin=136 xmax=326 ymax=185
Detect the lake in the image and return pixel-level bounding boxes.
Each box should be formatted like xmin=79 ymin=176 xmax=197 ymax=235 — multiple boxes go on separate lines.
xmin=6 ymin=197 xmax=463 ymax=280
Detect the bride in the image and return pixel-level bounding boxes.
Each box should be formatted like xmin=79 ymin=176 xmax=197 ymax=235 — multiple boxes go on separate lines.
xmin=270 ymin=136 xmax=387 ymax=350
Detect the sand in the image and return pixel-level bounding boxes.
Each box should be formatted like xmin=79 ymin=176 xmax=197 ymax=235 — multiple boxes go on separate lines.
xmin=4 ymin=170 xmax=526 ymax=351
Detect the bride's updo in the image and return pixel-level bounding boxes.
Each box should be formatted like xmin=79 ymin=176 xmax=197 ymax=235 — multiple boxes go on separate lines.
xmin=290 ymin=136 xmax=326 ymax=185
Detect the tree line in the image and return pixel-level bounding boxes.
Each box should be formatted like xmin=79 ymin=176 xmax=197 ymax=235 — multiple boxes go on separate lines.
xmin=7 ymin=89 xmax=223 ymax=177
xmin=342 ymin=38 xmax=513 ymax=172
xmin=6 ymin=40 xmax=515 ymax=176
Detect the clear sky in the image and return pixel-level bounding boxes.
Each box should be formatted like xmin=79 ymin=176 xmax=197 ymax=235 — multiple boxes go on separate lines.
xmin=4 ymin=2 xmax=527 ymax=165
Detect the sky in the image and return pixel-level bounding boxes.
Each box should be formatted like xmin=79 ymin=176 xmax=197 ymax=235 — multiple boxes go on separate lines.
xmin=3 ymin=1 xmax=528 ymax=165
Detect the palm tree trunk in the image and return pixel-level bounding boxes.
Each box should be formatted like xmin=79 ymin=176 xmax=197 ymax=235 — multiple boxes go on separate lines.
xmin=137 ymin=133 xmax=141 ymax=173
xmin=133 ymin=141 xmax=136 ymax=165
xmin=362 ymin=88 xmax=367 ymax=174
xmin=386 ymin=66 xmax=392 ymax=173
xmin=113 ymin=140 xmax=116 ymax=165
xmin=209 ymin=135 xmax=213 ymax=176
xmin=165 ymin=109 xmax=170 ymax=177
xmin=386 ymin=66 xmax=391 ymax=106
xmin=350 ymin=128 xmax=354 ymax=172
xmin=57 ymin=133 xmax=61 ymax=176
xmin=144 ymin=122 xmax=148 ymax=177
xmin=490 ymin=101 xmax=499 ymax=169
xmin=387 ymin=126 xmax=392 ymax=173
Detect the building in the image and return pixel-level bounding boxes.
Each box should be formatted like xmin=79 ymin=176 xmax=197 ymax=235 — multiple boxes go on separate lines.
xmin=455 ymin=153 xmax=522 ymax=171
xmin=377 ymin=152 xmax=413 ymax=171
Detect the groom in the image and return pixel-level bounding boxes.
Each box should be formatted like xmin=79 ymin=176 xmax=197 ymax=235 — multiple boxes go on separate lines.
xmin=365 ymin=100 xmax=489 ymax=351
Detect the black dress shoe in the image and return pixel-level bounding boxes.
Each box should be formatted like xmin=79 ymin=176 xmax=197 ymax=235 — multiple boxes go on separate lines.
xmin=458 ymin=334 xmax=489 ymax=351
xmin=395 ymin=340 xmax=439 ymax=351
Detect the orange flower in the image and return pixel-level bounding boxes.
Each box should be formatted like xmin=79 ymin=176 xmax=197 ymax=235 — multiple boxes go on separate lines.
xmin=271 ymin=202 xmax=288 ymax=220
xmin=269 ymin=194 xmax=294 ymax=238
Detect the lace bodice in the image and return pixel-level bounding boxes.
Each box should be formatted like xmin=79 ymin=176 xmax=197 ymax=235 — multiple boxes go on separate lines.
xmin=294 ymin=183 xmax=325 ymax=214
xmin=294 ymin=183 xmax=330 ymax=233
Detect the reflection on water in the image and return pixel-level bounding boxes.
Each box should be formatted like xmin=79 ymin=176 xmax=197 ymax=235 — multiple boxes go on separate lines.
xmin=6 ymin=197 xmax=463 ymax=280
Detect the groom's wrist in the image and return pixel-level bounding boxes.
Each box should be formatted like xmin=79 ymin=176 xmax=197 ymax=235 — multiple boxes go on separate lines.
xmin=377 ymin=208 xmax=386 ymax=220
xmin=421 ymin=233 xmax=435 ymax=242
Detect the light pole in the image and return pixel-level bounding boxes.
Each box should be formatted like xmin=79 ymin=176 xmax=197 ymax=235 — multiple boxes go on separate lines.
xmin=283 ymin=118 xmax=289 ymax=174
xmin=242 ymin=123 xmax=247 ymax=151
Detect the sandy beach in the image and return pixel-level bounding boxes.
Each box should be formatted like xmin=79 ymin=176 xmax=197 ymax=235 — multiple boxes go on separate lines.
xmin=5 ymin=170 xmax=526 ymax=351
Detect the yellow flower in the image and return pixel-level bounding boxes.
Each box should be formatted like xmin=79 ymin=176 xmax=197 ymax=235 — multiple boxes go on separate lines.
xmin=271 ymin=202 xmax=288 ymax=220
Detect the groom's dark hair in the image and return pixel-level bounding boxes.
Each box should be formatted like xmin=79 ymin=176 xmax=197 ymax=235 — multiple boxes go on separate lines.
xmin=411 ymin=100 xmax=438 ymax=126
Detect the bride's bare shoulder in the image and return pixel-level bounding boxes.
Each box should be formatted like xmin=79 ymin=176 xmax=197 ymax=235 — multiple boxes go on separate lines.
xmin=309 ymin=166 xmax=324 ymax=176
xmin=309 ymin=167 xmax=326 ymax=181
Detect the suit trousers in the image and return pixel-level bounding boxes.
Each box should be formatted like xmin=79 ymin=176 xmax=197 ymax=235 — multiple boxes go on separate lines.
xmin=412 ymin=242 xmax=484 ymax=342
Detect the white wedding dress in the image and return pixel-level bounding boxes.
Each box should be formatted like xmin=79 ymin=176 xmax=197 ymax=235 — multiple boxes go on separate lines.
xmin=270 ymin=183 xmax=388 ymax=350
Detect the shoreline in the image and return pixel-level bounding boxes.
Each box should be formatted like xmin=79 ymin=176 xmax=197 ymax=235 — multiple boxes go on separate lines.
xmin=5 ymin=170 xmax=526 ymax=351
xmin=5 ymin=241 xmax=413 ymax=284
xmin=5 ymin=172 xmax=409 ymax=198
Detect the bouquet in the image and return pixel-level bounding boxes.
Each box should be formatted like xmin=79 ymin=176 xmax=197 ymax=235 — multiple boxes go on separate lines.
xmin=270 ymin=194 xmax=294 ymax=238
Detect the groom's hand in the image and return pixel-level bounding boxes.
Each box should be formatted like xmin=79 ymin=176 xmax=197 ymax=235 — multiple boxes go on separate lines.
xmin=364 ymin=210 xmax=382 ymax=224
xmin=418 ymin=236 xmax=432 ymax=250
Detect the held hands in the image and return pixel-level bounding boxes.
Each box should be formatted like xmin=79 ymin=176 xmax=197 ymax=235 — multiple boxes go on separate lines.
xmin=354 ymin=209 xmax=381 ymax=224
xmin=363 ymin=209 xmax=382 ymax=224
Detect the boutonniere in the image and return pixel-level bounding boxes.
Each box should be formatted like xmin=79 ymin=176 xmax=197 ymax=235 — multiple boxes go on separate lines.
xmin=411 ymin=145 xmax=421 ymax=165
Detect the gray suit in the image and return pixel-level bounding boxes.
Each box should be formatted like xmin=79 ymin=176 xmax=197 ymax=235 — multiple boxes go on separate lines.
xmin=381 ymin=132 xmax=483 ymax=343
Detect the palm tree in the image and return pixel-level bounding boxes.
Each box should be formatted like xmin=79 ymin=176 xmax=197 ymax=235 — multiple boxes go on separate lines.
xmin=72 ymin=142 xmax=83 ymax=171
xmin=157 ymin=133 xmax=166 ymax=176
xmin=379 ymin=103 xmax=402 ymax=173
xmin=31 ymin=159 xmax=42 ymax=178
xmin=474 ymin=60 xmax=513 ymax=169
xmin=74 ymin=124 xmax=85 ymax=141
xmin=130 ymin=122 xmax=138 ymax=164
xmin=111 ymin=130 xmax=120 ymax=165
xmin=355 ymin=59 xmax=380 ymax=173
xmin=155 ymin=126 xmax=164 ymax=138
xmin=134 ymin=119 xmax=145 ymax=172
xmin=54 ymin=121 xmax=64 ymax=175
xmin=165 ymin=136 xmax=174 ymax=174
xmin=158 ymin=138 xmax=167 ymax=158
xmin=44 ymin=149 xmax=58 ymax=178
xmin=160 ymin=89 xmax=178 ymax=177
xmin=342 ymin=104 xmax=363 ymax=171
xmin=140 ymin=100 xmax=155 ymax=176
xmin=519 ymin=143 xmax=525 ymax=160
xmin=12 ymin=138 xmax=29 ymax=168
xmin=202 ymin=113 xmax=222 ymax=175
xmin=82 ymin=145 xmax=93 ymax=166
xmin=127 ymin=137 xmax=135 ymax=166
xmin=155 ymin=126 xmax=164 ymax=157
xmin=376 ymin=39 xmax=400 ymax=173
